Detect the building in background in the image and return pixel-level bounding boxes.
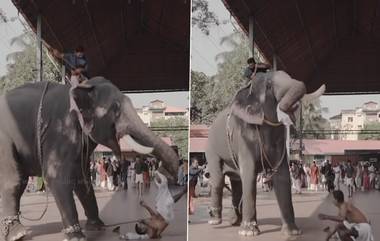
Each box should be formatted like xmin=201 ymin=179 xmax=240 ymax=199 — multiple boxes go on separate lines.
xmin=136 ymin=99 xmax=188 ymax=126
xmin=329 ymin=101 xmax=380 ymax=140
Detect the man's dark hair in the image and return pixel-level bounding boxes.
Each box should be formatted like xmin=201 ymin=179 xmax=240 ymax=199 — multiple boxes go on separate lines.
xmin=332 ymin=190 xmax=344 ymax=203
xmin=75 ymin=45 xmax=85 ymax=52
xmin=247 ymin=57 xmax=256 ymax=64
xmin=135 ymin=223 xmax=147 ymax=235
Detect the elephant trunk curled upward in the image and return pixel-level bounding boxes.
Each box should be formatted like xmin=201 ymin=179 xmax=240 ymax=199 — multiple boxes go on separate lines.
xmin=0 ymin=77 xmax=179 ymax=241
xmin=206 ymin=71 xmax=325 ymax=237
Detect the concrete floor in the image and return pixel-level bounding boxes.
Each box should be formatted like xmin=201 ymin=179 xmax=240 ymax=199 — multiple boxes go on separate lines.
xmin=189 ymin=186 xmax=380 ymax=241
xmin=1 ymin=181 xmax=187 ymax=241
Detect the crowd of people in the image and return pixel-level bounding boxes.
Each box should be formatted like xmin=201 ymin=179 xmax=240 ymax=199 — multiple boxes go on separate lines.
xmin=289 ymin=159 xmax=380 ymax=196
xmin=89 ymin=156 xmax=160 ymax=193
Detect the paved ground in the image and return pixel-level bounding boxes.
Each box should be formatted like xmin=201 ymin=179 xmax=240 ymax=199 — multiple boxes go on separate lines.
xmin=189 ymin=186 xmax=380 ymax=241
xmin=0 ymin=181 xmax=187 ymax=241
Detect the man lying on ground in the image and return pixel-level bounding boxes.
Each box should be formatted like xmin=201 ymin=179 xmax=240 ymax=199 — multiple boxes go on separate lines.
xmin=114 ymin=171 xmax=187 ymax=240
xmin=318 ymin=190 xmax=373 ymax=241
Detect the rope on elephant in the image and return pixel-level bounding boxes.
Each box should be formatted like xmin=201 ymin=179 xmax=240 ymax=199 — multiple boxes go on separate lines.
xmin=255 ymin=125 xmax=287 ymax=177
xmin=20 ymin=81 xmax=50 ymax=222
xmin=81 ymin=131 xmax=92 ymax=194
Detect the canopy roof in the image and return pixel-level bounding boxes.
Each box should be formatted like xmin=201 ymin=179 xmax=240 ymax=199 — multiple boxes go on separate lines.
xmin=12 ymin=0 xmax=190 ymax=92
xmin=222 ymin=0 xmax=380 ymax=93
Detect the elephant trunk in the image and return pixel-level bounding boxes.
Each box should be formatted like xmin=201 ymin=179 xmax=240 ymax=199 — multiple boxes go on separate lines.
xmin=117 ymin=96 xmax=179 ymax=182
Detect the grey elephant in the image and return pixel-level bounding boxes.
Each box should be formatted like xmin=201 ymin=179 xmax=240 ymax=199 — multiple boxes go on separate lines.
xmin=206 ymin=71 xmax=324 ymax=236
xmin=0 ymin=77 xmax=178 ymax=241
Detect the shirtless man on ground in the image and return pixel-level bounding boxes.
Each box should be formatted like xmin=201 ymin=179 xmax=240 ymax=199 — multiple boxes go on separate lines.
xmin=318 ymin=190 xmax=373 ymax=241
xmin=115 ymin=171 xmax=187 ymax=240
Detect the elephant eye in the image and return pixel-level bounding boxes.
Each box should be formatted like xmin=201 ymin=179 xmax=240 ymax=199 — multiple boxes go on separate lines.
xmin=113 ymin=101 xmax=121 ymax=118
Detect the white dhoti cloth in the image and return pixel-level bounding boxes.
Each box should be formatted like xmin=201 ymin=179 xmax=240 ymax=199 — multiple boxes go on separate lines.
xmin=346 ymin=177 xmax=354 ymax=186
xmin=342 ymin=220 xmax=374 ymax=241
xmin=119 ymin=233 xmax=149 ymax=240
xmin=154 ymin=171 xmax=174 ymax=222
xmin=119 ymin=171 xmax=174 ymax=240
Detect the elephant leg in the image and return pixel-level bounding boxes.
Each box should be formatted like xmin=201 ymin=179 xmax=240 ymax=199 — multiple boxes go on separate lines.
xmin=228 ymin=178 xmax=242 ymax=226
xmin=0 ymin=174 xmax=28 ymax=241
xmin=48 ymin=178 xmax=86 ymax=241
xmin=73 ymin=178 xmax=104 ymax=231
xmin=238 ymin=145 xmax=260 ymax=237
xmin=206 ymin=150 xmax=223 ymax=225
xmin=272 ymin=159 xmax=301 ymax=236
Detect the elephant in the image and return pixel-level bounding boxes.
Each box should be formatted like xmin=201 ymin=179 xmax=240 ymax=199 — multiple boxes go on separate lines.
xmin=206 ymin=71 xmax=325 ymax=237
xmin=0 ymin=77 xmax=179 ymax=241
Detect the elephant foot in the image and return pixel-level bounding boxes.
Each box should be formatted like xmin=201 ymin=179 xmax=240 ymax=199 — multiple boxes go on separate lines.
xmin=208 ymin=217 xmax=222 ymax=225
xmin=62 ymin=224 xmax=86 ymax=241
xmin=1 ymin=215 xmax=27 ymax=241
xmin=238 ymin=221 xmax=260 ymax=236
xmin=228 ymin=207 xmax=242 ymax=226
xmin=208 ymin=207 xmax=222 ymax=225
xmin=85 ymin=218 xmax=105 ymax=231
xmin=281 ymin=224 xmax=302 ymax=236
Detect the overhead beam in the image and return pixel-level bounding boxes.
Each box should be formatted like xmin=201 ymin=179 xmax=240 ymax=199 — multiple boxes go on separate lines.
xmin=248 ymin=15 xmax=254 ymax=58
xmin=120 ymin=0 xmax=127 ymax=44
xmin=83 ymin=0 xmax=106 ymax=66
xmin=331 ymin=0 xmax=338 ymax=47
xmin=371 ymin=0 xmax=380 ymax=36
xmin=36 ymin=14 xmax=42 ymax=82
xmin=240 ymin=0 xmax=287 ymax=70
xmin=294 ymin=0 xmax=318 ymax=73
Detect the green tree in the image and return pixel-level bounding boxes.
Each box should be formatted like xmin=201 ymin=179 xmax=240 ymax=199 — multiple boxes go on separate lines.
xmin=291 ymin=99 xmax=330 ymax=139
xmin=190 ymin=70 xmax=213 ymax=124
xmin=192 ymin=0 xmax=219 ymax=35
xmin=358 ymin=122 xmax=380 ymax=140
xmin=150 ymin=117 xmax=188 ymax=159
xmin=0 ymin=30 xmax=60 ymax=93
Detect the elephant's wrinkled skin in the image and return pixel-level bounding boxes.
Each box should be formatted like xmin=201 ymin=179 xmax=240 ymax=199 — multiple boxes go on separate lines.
xmin=206 ymin=71 xmax=324 ymax=237
xmin=0 ymin=77 xmax=178 ymax=241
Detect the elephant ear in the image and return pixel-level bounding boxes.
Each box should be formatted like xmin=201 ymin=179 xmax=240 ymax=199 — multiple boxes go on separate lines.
xmin=231 ymin=74 xmax=268 ymax=125
xmin=70 ymin=84 xmax=96 ymax=135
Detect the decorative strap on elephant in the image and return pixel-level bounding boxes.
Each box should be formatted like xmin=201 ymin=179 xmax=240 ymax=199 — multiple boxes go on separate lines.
xmin=242 ymin=220 xmax=259 ymax=228
xmin=226 ymin=112 xmax=239 ymax=170
xmin=62 ymin=223 xmax=82 ymax=234
xmin=0 ymin=215 xmax=20 ymax=237
xmin=208 ymin=207 xmax=222 ymax=218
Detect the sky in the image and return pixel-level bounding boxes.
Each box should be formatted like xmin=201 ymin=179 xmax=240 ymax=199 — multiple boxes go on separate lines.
xmin=0 ymin=1 xmax=188 ymax=109
xmin=190 ymin=0 xmax=380 ymax=119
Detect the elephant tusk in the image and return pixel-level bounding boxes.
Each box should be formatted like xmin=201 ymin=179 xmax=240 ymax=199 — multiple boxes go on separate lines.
xmin=125 ymin=135 xmax=154 ymax=154
xmin=301 ymin=84 xmax=326 ymax=103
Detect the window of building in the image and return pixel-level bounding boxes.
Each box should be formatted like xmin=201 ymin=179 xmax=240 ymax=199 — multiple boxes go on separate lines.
xmin=358 ymin=125 xmax=362 ymax=128
xmin=348 ymin=117 xmax=353 ymax=122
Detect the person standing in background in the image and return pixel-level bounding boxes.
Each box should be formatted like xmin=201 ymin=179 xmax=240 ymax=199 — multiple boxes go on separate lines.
xmin=355 ymin=162 xmax=363 ymax=191
xmin=142 ymin=158 xmax=150 ymax=188
xmin=310 ymin=161 xmax=319 ymax=191
xmin=106 ymin=158 xmax=115 ymax=191
xmin=135 ymin=157 xmax=144 ymax=199
xmin=303 ymin=163 xmax=311 ymax=190
xmin=333 ymin=162 xmax=341 ymax=190
xmin=120 ymin=158 xmax=130 ymax=190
